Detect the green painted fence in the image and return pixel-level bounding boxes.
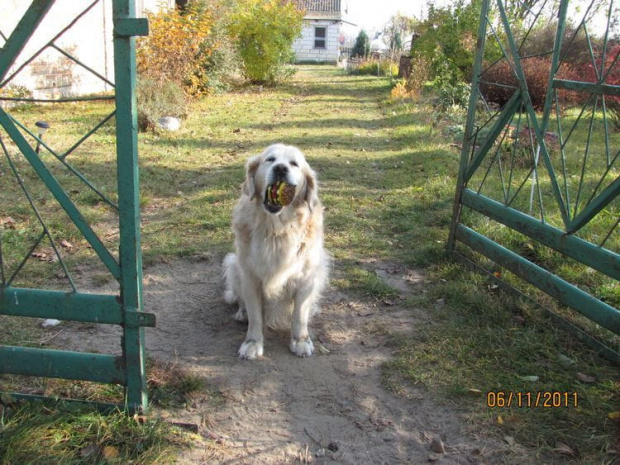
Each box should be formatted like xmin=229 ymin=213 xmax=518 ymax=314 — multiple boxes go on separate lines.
xmin=448 ymin=0 xmax=619 ymax=361
xmin=0 ymin=0 xmax=153 ymax=412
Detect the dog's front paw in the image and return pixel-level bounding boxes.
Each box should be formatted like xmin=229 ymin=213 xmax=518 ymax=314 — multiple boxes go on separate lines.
xmin=239 ymin=339 xmax=263 ymax=360
xmin=290 ymin=338 xmax=314 ymax=357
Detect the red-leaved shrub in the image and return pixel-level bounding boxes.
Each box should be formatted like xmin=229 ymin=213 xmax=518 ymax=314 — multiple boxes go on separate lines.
xmin=568 ymin=44 xmax=620 ymax=130
xmin=479 ymin=57 xmax=579 ymax=110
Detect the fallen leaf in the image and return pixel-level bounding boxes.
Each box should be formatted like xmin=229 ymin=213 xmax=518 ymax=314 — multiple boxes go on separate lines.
xmin=576 ymin=372 xmax=595 ymax=383
xmin=468 ymin=388 xmax=482 ymax=394
xmin=32 ymin=252 xmax=47 ymax=260
xmin=608 ymin=412 xmax=620 ymax=420
xmin=497 ymin=415 xmax=504 ymax=424
xmin=102 ymin=446 xmax=119 ymax=459
xmin=60 ymin=239 xmax=73 ymax=250
xmin=557 ymin=354 xmax=575 ymax=366
xmin=317 ymin=344 xmax=330 ymax=355
xmin=519 ymin=375 xmax=539 ymax=382
xmin=553 ymin=441 xmax=576 ymax=456
xmin=503 ymin=435 xmax=515 ymax=446
xmin=1 ymin=217 xmax=16 ymax=229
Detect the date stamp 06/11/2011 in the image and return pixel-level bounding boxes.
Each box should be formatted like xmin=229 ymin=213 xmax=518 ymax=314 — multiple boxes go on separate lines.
xmin=487 ymin=391 xmax=579 ymax=408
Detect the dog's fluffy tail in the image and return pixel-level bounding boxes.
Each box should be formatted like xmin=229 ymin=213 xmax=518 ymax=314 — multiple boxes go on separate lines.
xmin=222 ymin=252 xmax=239 ymax=304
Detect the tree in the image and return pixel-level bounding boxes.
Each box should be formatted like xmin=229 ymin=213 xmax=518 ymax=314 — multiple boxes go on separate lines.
xmin=228 ymin=0 xmax=304 ymax=84
xmin=351 ymin=30 xmax=370 ymax=58
xmin=383 ymin=13 xmax=417 ymax=55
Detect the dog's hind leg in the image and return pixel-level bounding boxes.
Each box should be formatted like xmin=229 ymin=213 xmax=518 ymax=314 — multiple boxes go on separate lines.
xmin=223 ymin=253 xmax=247 ymax=322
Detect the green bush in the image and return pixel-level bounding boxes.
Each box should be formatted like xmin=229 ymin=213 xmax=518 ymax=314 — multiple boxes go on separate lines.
xmin=410 ymin=0 xmax=487 ymax=86
xmin=190 ymin=0 xmax=240 ymax=94
xmin=356 ymin=59 xmax=399 ymax=77
xmin=136 ymin=78 xmax=187 ymax=132
xmin=228 ymin=0 xmax=303 ymax=85
xmin=0 ymin=84 xmax=33 ymax=110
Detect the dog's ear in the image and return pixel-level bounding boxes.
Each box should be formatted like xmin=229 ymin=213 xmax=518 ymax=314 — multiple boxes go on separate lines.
xmin=242 ymin=155 xmax=261 ymax=199
xmin=303 ymin=166 xmax=319 ymax=212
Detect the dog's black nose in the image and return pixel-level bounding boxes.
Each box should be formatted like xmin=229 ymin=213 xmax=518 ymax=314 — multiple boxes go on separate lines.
xmin=274 ymin=164 xmax=289 ymax=177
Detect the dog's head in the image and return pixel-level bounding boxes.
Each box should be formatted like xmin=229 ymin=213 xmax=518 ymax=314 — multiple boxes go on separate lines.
xmin=243 ymin=144 xmax=319 ymax=214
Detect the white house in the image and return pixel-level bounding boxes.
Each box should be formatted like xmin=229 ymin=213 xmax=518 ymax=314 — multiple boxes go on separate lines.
xmin=0 ymin=0 xmax=172 ymax=100
xmin=291 ymin=0 xmax=351 ymax=64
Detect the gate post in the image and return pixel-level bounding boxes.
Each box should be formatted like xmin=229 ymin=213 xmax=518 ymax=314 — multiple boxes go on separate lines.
xmin=112 ymin=0 xmax=149 ymax=412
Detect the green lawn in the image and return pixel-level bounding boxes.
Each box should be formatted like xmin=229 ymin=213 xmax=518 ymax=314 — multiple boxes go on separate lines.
xmin=0 ymin=65 xmax=618 ymax=463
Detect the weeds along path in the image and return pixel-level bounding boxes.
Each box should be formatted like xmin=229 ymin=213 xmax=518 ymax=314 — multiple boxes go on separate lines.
xmin=58 ymin=67 xmax=527 ymax=463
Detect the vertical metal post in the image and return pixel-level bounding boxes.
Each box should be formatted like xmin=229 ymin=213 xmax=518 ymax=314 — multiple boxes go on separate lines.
xmin=112 ymin=0 xmax=148 ymax=413
xmin=529 ymin=0 xmax=569 ymax=212
xmin=447 ymin=0 xmax=490 ymax=251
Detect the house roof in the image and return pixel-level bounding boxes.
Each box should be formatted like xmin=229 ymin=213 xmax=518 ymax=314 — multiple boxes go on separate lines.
xmin=291 ymin=0 xmax=342 ymax=19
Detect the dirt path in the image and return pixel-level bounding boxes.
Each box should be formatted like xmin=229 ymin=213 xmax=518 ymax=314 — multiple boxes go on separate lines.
xmin=61 ymin=256 xmax=516 ymax=464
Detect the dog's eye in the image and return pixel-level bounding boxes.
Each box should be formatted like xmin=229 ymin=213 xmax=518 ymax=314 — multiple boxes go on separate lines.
xmin=290 ymin=161 xmax=299 ymax=167
xmin=266 ymin=157 xmax=275 ymax=162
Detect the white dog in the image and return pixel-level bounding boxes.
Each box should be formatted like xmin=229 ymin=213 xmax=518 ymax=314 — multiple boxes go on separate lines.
xmin=223 ymin=144 xmax=329 ymax=360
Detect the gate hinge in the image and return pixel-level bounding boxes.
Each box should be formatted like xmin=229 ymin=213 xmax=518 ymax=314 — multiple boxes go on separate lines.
xmin=114 ymin=18 xmax=149 ymax=37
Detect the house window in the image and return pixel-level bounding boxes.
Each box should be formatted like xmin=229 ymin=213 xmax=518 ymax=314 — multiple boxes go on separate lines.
xmin=314 ymin=27 xmax=327 ymax=49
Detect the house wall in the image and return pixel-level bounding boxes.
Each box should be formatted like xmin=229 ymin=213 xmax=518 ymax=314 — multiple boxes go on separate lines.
xmin=0 ymin=0 xmax=171 ymax=99
xmin=293 ymin=20 xmax=341 ymax=63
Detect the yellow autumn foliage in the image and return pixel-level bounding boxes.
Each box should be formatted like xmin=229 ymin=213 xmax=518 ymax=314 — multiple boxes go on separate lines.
xmin=137 ymin=4 xmax=214 ymax=96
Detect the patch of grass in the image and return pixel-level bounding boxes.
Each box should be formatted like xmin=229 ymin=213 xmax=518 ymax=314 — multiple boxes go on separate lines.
xmin=331 ymin=264 xmax=400 ymax=299
xmin=147 ymin=359 xmax=222 ymax=409
xmin=0 ymin=401 xmax=194 ymax=464
xmin=383 ymin=263 xmax=619 ymax=463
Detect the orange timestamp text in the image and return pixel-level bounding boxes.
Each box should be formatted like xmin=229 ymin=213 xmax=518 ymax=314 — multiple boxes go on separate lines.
xmin=486 ymin=391 xmax=578 ymax=408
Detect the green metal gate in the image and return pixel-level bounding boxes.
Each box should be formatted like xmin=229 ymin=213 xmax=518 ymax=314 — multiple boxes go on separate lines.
xmin=0 ymin=0 xmax=153 ymax=412
xmin=448 ymin=0 xmax=619 ymax=360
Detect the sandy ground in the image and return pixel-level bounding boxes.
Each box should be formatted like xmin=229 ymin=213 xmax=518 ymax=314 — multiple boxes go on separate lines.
xmin=54 ymin=255 xmax=524 ymax=464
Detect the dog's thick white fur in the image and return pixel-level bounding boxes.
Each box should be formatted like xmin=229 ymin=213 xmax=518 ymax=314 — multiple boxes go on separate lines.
xmin=223 ymin=144 xmax=329 ymax=360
